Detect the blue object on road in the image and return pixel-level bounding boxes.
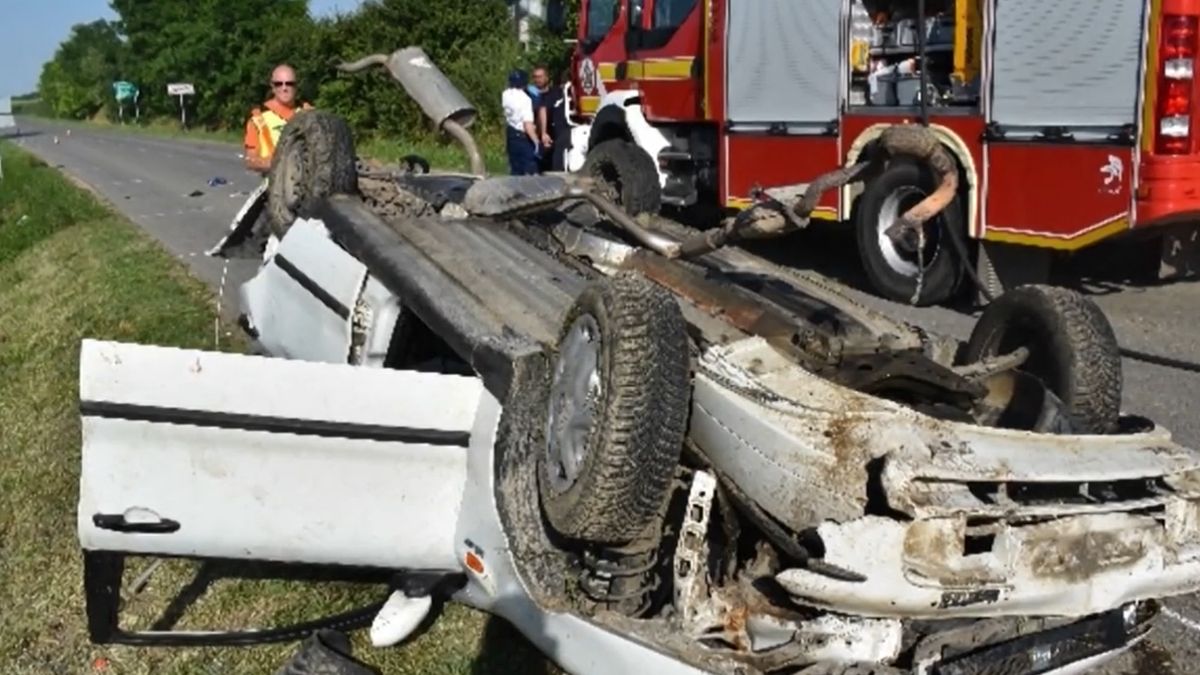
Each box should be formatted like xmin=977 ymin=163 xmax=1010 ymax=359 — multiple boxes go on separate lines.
xmin=208 ymin=176 xmax=228 ymax=187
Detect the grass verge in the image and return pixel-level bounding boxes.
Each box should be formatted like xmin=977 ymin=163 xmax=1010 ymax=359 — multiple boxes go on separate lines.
xmin=0 ymin=142 xmax=550 ymax=674
xmin=23 ymin=114 xmax=509 ymax=174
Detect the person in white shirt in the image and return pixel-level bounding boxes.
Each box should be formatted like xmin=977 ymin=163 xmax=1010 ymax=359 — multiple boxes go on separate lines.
xmin=502 ymin=70 xmax=541 ymax=175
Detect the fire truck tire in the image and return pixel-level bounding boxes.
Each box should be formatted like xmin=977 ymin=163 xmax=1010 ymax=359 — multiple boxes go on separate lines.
xmin=855 ymin=161 xmax=964 ymax=306
xmin=582 ymin=140 xmax=662 ymax=217
xmin=964 ymin=285 xmax=1122 ymax=434
xmin=268 ymin=110 xmax=358 ymax=236
xmin=539 ymin=273 xmax=690 ymax=544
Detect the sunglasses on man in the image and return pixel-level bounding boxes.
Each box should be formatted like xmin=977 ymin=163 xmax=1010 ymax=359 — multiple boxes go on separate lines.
xmin=272 ymin=80 xmax=297 ymax=88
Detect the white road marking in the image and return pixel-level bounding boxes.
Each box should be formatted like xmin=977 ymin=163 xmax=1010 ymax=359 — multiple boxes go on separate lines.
xmin=1164 ymin=606 xmax=1200 ymax=633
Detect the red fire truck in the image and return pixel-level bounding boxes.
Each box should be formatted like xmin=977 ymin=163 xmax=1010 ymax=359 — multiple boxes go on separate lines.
xmin=564 ymin=0 xmax=1200 ymax=305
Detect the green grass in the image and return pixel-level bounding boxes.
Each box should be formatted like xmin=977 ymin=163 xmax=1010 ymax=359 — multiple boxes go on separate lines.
xmin=29 ymin=115 xmax=244 ymax=146
xmin=358 ymin=135 xmax=509 ymax=176
xmin=0 ymin=142 xmax=551 ymax=674
xmin=11 ymin=97 xmax=51 ymax=118
xmin=24 ymin=113 xmax=509 ymax=173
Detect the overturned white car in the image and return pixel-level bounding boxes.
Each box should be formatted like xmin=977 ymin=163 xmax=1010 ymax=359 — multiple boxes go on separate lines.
xmin=77 ymin=49 xmax=1200 ymax=675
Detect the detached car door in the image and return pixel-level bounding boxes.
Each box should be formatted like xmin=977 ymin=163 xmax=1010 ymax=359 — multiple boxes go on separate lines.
xmin=77 ymin=339 xmax=484 ymax=643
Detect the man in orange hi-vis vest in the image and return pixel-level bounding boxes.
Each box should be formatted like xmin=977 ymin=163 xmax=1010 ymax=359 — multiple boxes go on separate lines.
xmin=243 ymin=64 xmax=312 ymax=174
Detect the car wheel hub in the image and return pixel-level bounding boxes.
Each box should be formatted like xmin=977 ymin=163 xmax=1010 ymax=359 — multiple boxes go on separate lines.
xmin=546 ymin=314 xmax=603 ymax=494
xmin=877 ymin=185 xmax=942 ymax=278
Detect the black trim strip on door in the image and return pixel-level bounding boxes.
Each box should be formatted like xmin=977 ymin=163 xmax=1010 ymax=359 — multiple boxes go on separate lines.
xmin=273 ymin=254 xmax=352 ymax=320
xmin=80 ymin=400 xmax=471 ymax=447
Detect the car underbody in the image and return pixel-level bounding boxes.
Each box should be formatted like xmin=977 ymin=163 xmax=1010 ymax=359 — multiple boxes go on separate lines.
xmin=75 ymin=50 xmax=1200 ymax=675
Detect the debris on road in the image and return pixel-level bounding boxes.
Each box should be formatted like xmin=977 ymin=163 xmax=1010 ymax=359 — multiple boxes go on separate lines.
xmin=207 ymin=176 xmax=228 ymax=187
xmin=186 ymin=190 xmax=204 ymax=197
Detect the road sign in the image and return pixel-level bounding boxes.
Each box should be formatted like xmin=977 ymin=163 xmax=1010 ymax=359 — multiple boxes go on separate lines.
xmin=113 ymin=81 xmax=139 ymax=102
xmin=112 ymin=82 xmax=141 ymax=124
xmin=167 ymin=84 xmax=195 ymax=128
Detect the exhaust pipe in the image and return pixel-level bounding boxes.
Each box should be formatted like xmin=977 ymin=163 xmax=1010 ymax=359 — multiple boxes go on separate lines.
xmin=338 ymin=47 xmax=487 ymax=176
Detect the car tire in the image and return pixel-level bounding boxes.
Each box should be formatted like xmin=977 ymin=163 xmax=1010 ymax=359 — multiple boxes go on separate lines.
xmin=856 ymin=160 xmax=964 ymax=306
xmin=964 ymin=285 xmax=1122 ymax=434
xmin=267 ymin=110 xmax=358 ymax=236
xmin=539 ymin=273 xmax=690 ymax=544
xmin=582 ymin=139 xmax=662 ymax=217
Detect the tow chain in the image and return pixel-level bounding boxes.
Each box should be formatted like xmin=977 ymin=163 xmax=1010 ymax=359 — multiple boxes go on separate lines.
xmin=910 ymin=225 xmax=926 ymax=306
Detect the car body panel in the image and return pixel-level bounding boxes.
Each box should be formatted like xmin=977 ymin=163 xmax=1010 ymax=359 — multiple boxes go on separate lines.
xmin=77 ymin=339 xmax=480 ymax=570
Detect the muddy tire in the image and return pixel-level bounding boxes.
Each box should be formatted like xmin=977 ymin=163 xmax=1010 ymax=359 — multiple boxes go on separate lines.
xmin=267 ymin=110 xmax=358 ymax=236
xmin=539 ymin=273 xmax=690 ymax=544
xmin=582 ymin=139 xmax=662 ymax=217
xmin=964 ymin=285 xmax=1122 ymax=434
xmin=856 ymin=161 xmax=964 ymax=306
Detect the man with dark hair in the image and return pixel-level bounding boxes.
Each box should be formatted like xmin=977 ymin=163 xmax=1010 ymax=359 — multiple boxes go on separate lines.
xmin=537 ymin=72 xmax=572 ymax=172
xmin=502 ymin=70 xmax=540 ymax=175
xmin=531 ymin=65 xmax=552 ymax=151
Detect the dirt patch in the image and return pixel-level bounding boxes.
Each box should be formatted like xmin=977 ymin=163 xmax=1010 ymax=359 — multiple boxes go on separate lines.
xmin=1129 ymin=638 xmax=1177 ymax=675
xmin=820 ymin=396 xmax=873 ymax=512
xmin=1026 ymin=526 xmax=1147 ymax=583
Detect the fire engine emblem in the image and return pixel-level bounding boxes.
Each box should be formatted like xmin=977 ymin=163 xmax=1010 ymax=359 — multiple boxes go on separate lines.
xmin=579 ymin=58 xmax=599 ymax=96
xmin=1101 ymin=155 xmax=1123 ymax=194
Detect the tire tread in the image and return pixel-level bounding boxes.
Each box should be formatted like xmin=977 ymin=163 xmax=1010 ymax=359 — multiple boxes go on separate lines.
xmin=540 ymin=274 xmax=690 ymax=543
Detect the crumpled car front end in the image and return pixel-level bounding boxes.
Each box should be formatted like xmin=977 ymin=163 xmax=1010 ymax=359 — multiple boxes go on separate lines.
xmin=692 ymin=337 xmax=1200 ymax=621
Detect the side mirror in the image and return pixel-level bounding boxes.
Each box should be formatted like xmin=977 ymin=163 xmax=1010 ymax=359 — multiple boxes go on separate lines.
xmin=629 ymin=0 xmax=644 ymax=28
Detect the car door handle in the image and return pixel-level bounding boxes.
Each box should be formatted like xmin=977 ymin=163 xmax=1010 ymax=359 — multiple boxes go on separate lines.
xmin=93 ymin=513 xmax=181 ymax=534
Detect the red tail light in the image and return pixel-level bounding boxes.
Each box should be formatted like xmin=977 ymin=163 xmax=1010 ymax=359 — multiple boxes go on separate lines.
xmin=1156 ymin=15 xmax=1199 ymax=155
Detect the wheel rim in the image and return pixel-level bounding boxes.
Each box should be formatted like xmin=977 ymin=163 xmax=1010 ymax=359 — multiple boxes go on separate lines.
xmin=876 ymin=185 xmax=942 ymax=278
xmin=545 ymin=314 xmax=603 ymax=494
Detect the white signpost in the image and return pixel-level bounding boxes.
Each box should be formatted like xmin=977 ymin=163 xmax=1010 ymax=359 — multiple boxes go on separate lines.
xmin=0 ymin=96 xmax=15 ymax=133
xmin=167 ymin=83 xmax=195 ymax=128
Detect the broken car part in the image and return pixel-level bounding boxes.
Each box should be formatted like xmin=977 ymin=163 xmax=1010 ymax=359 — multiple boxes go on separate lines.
xmin=337 ymin=47 xmax=485 ymax=177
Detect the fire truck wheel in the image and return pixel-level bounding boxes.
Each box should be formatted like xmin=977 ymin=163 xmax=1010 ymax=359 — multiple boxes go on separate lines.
xmin=582 ymin=140 xmax=663 ymax=217
xmin=964 ymin=285 xmax=1122 ymax=434
xmin=267 ymin=110 xmax=358 ymax=237
xmin=539 ymin=273 xmax=690 ymax=544
xmin=855 ymin=161 xmax=964 ymax=306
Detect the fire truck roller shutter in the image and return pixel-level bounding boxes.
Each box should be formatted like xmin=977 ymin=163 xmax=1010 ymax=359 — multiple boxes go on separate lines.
xmin=725 ymin=0 xmax=841 ymax=127
xmin=991 ymin=0 xmax=1144 ymax=132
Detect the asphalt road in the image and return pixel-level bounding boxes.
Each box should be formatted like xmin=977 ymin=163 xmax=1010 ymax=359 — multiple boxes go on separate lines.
xmin=11 ymin=117 xmax=1200 ymax=673
xmin=8 ymin=119 xmax=261 ymax=322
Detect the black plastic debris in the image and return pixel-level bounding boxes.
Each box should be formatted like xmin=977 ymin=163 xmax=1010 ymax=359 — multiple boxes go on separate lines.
xmin=187 ymin=190 xmax=204 ymax=197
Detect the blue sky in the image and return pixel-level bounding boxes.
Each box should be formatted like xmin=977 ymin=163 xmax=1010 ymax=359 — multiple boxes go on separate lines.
xmin=0 ymin=0 xmax=365 ymax=97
